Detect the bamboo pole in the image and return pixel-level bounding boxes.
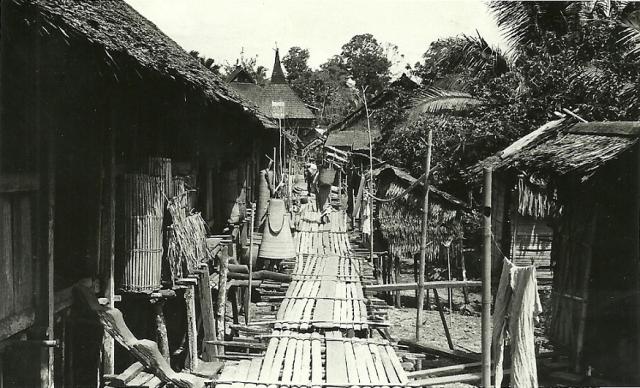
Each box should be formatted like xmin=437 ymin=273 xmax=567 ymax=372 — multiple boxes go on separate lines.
xmin=362 ymin=87 xmax=374 ymax=263
xmin=245 ymin=203 xmax=256 ymax=324
xmin=636 ymin=143 xmax=640 ymax=378
xmin=433 ymin=289 xmax=454 ymax=350
xmin=416 ymin=127 xmax=433 ymax=341
xmin=481 ymin=167 xmax=492 ymax=388
xmin=101 ymin=127 xmax=116 ymax=375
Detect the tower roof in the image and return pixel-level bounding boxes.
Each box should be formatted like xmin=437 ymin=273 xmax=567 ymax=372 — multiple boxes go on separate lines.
xmin=270 ymin=48 xmax=287 ymax=84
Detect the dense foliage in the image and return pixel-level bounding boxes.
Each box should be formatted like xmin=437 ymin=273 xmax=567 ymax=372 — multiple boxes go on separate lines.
xmin=377 ymin=1 xmax=640 ymax=198
xmin=280 ymin=34 xmax=398 ymax=125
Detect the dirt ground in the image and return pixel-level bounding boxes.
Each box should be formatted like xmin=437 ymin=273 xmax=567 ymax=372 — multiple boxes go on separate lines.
xmin=381 ymin=257 xmax=553 ymax=387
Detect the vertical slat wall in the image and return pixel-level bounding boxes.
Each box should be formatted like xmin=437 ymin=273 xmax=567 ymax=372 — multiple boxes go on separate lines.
xmin=0 ymin=174 xmax=38 ymax=339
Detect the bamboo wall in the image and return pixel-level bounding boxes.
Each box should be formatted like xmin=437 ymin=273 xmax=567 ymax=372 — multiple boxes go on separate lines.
xmin=0 ymin=189 xmax=36 ymax=335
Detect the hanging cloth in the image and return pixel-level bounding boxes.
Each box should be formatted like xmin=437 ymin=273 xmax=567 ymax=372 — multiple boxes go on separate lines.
xmin=353 ymin=175 xmax=366 ymax=219
xmin=493 ymin=258 xmax=542 ymax=388
xmin=362 ymin=200 xmax=371 ymax=236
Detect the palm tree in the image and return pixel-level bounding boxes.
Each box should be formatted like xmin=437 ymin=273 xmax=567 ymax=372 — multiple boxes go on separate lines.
xmin=407 ymin=87 xmax=483 ymax=120
xmin=188 ymin=50 xmax=221 ymax=74
xmin=619 ymin=7 xmax=640 ymax=58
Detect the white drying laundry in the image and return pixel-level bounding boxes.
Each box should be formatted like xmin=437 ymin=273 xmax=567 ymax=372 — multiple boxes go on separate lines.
xmin=493 ymin=258 xmax=542 ymax=388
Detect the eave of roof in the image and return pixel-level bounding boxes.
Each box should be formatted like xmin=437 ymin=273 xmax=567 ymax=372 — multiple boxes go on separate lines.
xmin=372 ymin=164 xmax=470 ymax=210
xmin=468 ymin=120 xmax=640 ymax=180
xmin=16 ymin=0 xmax=276 ymax=129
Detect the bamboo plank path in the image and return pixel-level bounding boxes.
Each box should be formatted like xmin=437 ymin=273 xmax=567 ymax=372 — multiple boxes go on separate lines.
xmin=217 ymin=203 xmax=407 ymax=388
xmin=216 ymin=331 xmax=409 ymax=388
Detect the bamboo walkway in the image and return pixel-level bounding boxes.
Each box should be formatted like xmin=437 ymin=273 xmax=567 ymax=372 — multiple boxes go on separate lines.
xmin=216 ymin=202 xmax=408 ymax=388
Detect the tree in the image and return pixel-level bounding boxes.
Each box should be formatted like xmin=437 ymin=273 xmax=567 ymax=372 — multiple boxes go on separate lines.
xmin=340 ymin=34 xmax=392 ymax=97
xmin=378 ymin=0 xmax=640 ymax=198
xmin=189 ymin=50 xmax=222 ymax=75
xmin=282 ymin=47 xmax=315 ymax=106
xmin=282 ymin=47 xmax=311 ymax=82
xmin=223 ymin=54 xmax=268 ymax=86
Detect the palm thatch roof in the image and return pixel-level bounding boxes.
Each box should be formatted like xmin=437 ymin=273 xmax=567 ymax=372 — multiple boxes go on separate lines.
xmin=13 ymin=0 xmax=275 ymax=128
xmin=373 ymin=164 xmax=469 ymax=210
xmin=469 ymin=120 xmax=640 ymax=180
xmin=325 ymin=129 xmax=381 ymax=152
xmin=373 ymin=164 xmax=470 ymax=261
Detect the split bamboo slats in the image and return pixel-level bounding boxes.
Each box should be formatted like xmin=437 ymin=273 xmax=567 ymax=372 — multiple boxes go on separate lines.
xmin=147 ymin=157 xmax=172 ymax=200
xmin=216 ymin=331 xmax=409 ymax=388
xmin=117 ymin=174 xmax=165 ymax=292
xmin=217 ymin=202 xmax=403 ymax=387
xmin=275 ymin=254 xmax=374 ymax=331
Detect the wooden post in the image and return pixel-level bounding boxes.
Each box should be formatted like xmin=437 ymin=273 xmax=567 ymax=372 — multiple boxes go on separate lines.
xmin=196 ymin=266 xmax=217 ymax=361
xmin=151 ymin=299 xmax=170 ymax=362
xmin=216 ymin=249 xmax=229 ymax=354
xmin=460 ymin=240 xmax=470 ymax=305
xmin=182 ymin=280 xmax=198 ymax=371
xmin=416 ymin=127 xmax=432 ymax=341
xmin=636 ymin=143 xmax=640 ymax=380
xmin=361 ymin=86 xmax=375 ymax=263
xmin=101 ymin=126 xmax=116 ymax=375
xmin=245 ymin=203 xmax=256 ymax=324
xmin=38 ymin=116 xmax=55 ymax=388
xmin=446 ymin=244 xmax=453 ymax=327
xmin=394 ymin=255 xmax=401 ymax=308
xmin=481 ymin=167 xmax=492 ymax=388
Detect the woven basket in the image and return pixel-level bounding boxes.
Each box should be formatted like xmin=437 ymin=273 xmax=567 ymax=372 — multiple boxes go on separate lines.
xmin=258 ymin=199 xmax=295 ymax=259
xmin=318 ymin=167 xmax=336 ymax=187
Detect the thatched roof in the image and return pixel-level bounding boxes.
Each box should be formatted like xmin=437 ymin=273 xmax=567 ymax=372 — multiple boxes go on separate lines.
xmin=373 ymin=164 xmax=469 ymax=211
xmin=14 ymin=0 xmax=275 ymax=128
xmin=470 ymin=120 xmax=640 ymax=180
xmin=325 ymin=129 xmax=381 ymax=151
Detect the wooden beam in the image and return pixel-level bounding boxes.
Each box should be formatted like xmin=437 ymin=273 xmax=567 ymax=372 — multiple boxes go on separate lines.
xmin=411 ymin=368 xmax=512 ymax=386
xmin=0 ymin=174 xmax=39 ymax=193
xmin=398 ymin=339 xmax=479 ymax=363
xmin=406 ymin=362 xmax=481 ymax=379
xmin=568 ymin=121 xmax=640 ymax=137
xmin=364 ymin=280 xmax=481 ymax=292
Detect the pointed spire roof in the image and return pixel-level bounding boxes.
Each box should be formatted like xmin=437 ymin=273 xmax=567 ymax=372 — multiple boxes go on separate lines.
xmin=270 ymin=48 xmax=287 ymax=84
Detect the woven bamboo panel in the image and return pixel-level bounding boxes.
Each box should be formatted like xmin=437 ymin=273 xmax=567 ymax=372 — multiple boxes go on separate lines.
xmin=116 ymin=174 xmax=164 ymax=292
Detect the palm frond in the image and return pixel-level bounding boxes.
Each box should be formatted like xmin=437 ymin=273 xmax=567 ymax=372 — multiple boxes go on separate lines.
xmin=619 ymin=9 xmax=640 ymax=58
xmin=488 ymin=1 xmax=544 ymax=48
xmin=407 ymin=87 xmax=483 ymax=120
xmin=488 ymin=1 xmax=584 ymax=50
xmin=460 ymin=32 xmax=511 ymax=76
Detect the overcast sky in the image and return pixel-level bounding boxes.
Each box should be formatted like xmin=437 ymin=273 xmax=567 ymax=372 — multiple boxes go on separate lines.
xmin=125 ymin=0 xmax=506 ymax=77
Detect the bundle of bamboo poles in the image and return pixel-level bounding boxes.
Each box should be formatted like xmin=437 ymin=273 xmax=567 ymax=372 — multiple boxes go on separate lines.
xmin=166 ymin=193 xmax=212 ymax=279
xmin=116 ymin=173 xmax=165 ymax=292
